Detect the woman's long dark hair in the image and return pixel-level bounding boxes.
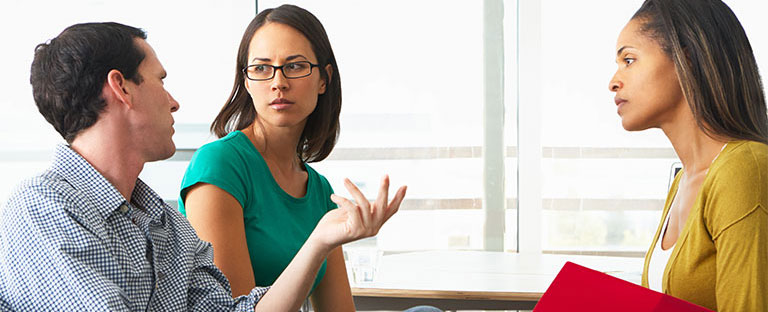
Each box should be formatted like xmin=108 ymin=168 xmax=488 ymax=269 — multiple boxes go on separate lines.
xmin=211 ymin=4 xmax=342 ymax=162
xmin=633 ymin=0 xmax=768 ymax=144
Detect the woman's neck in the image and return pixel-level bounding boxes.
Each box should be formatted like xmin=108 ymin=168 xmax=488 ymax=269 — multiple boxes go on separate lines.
xmin=661 ymin=115 xmax=728 ymax=176
xmin=247 ymin=121 xmax=304 ymax=171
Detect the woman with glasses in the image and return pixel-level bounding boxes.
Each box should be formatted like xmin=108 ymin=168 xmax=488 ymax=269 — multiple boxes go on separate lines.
xmin=177 ymin=5 xmax=411 ymax=311
xmin=608 ymin=0 xmax=767 ymax=310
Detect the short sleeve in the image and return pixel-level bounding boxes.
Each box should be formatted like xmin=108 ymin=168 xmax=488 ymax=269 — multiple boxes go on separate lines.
xmin=318 ymin=174 xmax=337 ymax=212
xmin=179 ymin=141 xmax=250 ymax=212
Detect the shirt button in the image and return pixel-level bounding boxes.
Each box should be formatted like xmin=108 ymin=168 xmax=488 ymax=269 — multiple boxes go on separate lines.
xmin=120 ymin=204 xmax=129 ymax=213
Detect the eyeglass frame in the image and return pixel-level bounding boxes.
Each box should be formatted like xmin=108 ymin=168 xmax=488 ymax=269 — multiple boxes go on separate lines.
xmin=242 ymin=61 xmax=321 ymax=81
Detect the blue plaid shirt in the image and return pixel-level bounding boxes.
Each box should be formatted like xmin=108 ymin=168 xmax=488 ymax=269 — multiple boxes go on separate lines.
xmin=0 ymin=145 xmax=269 ymax=311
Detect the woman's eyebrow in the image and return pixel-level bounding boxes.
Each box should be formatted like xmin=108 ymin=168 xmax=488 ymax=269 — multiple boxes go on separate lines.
xmin=285 ymin=54 xmax=308 ymax=61
xmin=616 ymin=45 xmax=635 ymax=56
xmin=250 ymin=54 xmax=309 ymax=63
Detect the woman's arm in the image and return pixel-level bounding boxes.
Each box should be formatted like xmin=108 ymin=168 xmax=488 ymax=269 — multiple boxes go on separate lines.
xmin=713 ymin=204 xmax=768 ymax=311
xmin=184 ymin=183 xmax=257 ymax=297
xmin=310 ymin=246 xmax=355 ymax=312
xmin=255 ymin=176 xmax=405 ymax=312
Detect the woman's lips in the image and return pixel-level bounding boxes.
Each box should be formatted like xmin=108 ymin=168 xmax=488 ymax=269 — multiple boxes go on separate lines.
xmin=615 ymin=98 xmax=627 ymax=115
xmin=270 ymin=98 xmax=294 ymax=110
xmin=271 ymin=98 xmax=294 ymax=104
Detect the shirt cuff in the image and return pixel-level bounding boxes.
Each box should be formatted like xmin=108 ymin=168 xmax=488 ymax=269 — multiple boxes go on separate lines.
xmin=234 ymin=286 xmax=270 ymax=312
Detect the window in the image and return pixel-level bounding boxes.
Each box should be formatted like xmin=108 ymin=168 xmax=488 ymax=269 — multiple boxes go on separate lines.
xmin=258 ymin=0 xmax=502 ymax=252
xmin=3 ymin=0 xmax=766 ymax=259
xmin=534 ymin=0 xmax=768 ymax=256
xmin=0 ymin=0 xmax=254 ymax=203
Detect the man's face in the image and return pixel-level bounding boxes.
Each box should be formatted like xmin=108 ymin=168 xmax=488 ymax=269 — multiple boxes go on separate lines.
xmin=125 ymin=39 xmax=180 ymax=162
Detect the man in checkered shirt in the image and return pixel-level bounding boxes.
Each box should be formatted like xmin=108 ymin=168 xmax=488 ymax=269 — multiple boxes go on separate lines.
xmin=0 ymin=22 xmax=405 ymax=311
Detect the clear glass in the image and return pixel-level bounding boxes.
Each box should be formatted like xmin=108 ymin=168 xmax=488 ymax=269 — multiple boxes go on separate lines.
xmin=344 ymin=247 xmax=384 ymax=284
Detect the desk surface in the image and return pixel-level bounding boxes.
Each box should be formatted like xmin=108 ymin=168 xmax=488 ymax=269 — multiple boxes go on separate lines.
xmin=349 ymin=250 xmax=643 ymax=310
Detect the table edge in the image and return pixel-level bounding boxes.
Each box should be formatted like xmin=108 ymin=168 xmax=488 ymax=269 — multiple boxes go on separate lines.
xmin=351 ymin=287 xmax=544 ymax=301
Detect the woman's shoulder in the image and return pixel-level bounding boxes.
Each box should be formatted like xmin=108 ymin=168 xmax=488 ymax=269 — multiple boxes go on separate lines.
xmin=303 ymin=163 xmax=334 ymax=193
xmin=185 ymin=131 xmax=260 ymax=179
xmin=723 ymin=140 xmax=768 ymax=159
xmin=181 ymin=131 xmax=256 ymax=202
xmin=192 ymin=131 xmax=253 ymax=162
xmin=196 ymin=131 xmax=247 ymax=152
xmin=704 ymin=140 xmax=768 ymax=228
xmin=712 ymin=140 xmax=768 ymax=182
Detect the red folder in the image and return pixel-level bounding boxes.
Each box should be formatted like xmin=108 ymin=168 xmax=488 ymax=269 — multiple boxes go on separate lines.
xmin=533 ymin=261 xmax=713 ymax=312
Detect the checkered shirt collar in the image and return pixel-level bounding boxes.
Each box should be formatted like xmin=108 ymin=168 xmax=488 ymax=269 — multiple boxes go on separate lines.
xmin=50 ymin=144 xmax=166 ymax=222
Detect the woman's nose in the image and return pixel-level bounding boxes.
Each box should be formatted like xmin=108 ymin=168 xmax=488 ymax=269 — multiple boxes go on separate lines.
xmin=608 ymin=74 xmax=622 ymax=92
xmin=271 ymin=69 xmax=290 ymax=91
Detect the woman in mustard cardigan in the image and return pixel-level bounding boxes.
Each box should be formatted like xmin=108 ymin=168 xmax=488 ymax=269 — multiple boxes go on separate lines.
xmin=608 ymin=0 xmax=768 ymax=310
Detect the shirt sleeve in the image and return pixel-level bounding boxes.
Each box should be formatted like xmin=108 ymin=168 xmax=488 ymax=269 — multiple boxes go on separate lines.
xmin=0 ymin=185 xmax=132 ymax=311
xmin=712 ymin=204 xmax=768 ymax=311
xmin=0 ymin=180 xmax=272 ymax=312
xmin=319 ymin=174 xmax=337 ymax=212
xmin=707 ymin=153 xmax=768 ymax=312
xmin=179 ymin=142 xmax=250 ymax=211
xmin=185 ymin=235 xmax=271 ymax=311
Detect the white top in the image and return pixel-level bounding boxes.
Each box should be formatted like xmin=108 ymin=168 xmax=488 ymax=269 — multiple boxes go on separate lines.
xmin=648 ymin=211 xmax=674 ymax=292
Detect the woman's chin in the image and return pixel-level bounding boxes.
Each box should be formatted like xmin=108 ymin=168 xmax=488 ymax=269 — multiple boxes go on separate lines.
xmin=620 ymin=119 xmax=651 ymax=132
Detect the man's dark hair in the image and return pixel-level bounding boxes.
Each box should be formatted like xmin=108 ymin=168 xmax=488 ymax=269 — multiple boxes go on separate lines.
xmin=30 ymin=22 xmax=147 ymax=143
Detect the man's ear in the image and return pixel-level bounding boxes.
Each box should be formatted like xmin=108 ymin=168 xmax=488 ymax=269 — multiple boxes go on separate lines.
xmin=104 ymin=69 xmax=132 ymax=109
xmin=319 ymin=64 xmax=333 ymax=95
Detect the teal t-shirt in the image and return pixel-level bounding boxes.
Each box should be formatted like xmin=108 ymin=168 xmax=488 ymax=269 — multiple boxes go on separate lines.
xmin=178 ymin=130 xmax=336 ymax=294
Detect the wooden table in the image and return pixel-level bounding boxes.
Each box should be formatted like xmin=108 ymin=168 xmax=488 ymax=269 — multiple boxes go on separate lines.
xmin=349 ymin=250 xmax=643 ymax=311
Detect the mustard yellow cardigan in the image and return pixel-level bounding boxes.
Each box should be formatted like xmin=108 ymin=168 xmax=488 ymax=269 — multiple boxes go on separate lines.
xmin=641 ymin=140 xmax=768 ymax=311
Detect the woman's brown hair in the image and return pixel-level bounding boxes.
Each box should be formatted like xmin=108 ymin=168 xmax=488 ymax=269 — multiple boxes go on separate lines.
xmin=211 ymin=4 xmax=342 ymax=162
xmin=633 ymin=0 xmax=768 ymax=144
